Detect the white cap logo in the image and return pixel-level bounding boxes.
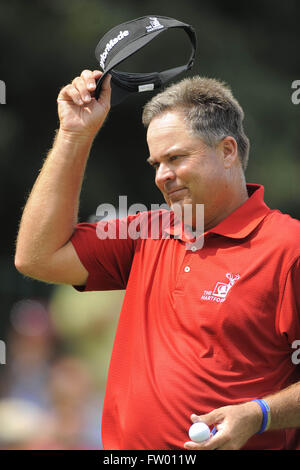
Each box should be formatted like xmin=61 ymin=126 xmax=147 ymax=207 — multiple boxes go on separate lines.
xmin=146 ymin=17 xmax=164 ymax=33
xmin=100 ymin=30 xmax=130 ymax=69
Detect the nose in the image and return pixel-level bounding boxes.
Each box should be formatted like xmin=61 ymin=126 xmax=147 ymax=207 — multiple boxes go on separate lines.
xmin=155 ymin=163 xmax=175 ymax=188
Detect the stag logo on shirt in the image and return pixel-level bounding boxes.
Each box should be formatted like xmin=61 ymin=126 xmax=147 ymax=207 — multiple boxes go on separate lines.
xmin=201 ymin=273 xmax=240 ymax=303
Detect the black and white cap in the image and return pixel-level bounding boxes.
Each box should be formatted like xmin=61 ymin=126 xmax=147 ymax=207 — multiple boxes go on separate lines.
xmin=94 ymin=15 xmax=197 ymax=106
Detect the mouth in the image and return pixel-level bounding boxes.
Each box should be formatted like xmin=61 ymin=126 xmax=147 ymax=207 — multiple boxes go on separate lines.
xmin=166 ymin=187 xmax=187 ymax=198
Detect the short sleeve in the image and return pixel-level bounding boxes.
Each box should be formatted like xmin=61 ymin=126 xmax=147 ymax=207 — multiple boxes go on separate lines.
xmin=278 ymin=257 xmax=300 ymax=344
xmin=70 ymin=217 xmax=136 ymax=292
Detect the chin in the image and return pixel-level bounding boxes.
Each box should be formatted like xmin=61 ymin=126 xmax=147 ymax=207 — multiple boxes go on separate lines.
xmin=169 ymin=201 xmax=184 ymax=222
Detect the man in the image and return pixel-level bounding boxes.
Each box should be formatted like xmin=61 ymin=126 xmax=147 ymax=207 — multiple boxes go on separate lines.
xmin=15 ymin=69 xmax=300 ymax=450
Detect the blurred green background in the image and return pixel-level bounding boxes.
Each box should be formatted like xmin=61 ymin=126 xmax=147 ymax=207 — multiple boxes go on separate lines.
xmin=0 ymin=0 xmax=299 ymax=449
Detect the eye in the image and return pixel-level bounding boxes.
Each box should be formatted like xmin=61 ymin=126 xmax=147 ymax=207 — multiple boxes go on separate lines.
xmin=169 ymin=155 xmax=181 ymax=162
xmin=148 ymin=161 xmax=160 ymax=171
xmin=151 ymin=162 xmax=159 ymax=171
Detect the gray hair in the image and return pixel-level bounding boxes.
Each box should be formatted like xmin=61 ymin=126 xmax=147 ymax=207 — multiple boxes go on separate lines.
xmin=142 ymin=76 xmax=250 ymax=171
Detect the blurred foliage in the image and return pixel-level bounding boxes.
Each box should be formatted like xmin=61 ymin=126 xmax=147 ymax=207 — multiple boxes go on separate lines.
xmin=0 ymin=0 xmax=299 ymax=336
xmin=49 ymin=286 xmax=124 ymax=389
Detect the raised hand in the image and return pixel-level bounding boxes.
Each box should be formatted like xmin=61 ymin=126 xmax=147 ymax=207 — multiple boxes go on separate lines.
xmin=57 ymin=69 xmax=111 ymax=139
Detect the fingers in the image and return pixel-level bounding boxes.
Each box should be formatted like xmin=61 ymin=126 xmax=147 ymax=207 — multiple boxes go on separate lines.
xmin=58 ymin=69 xmax=111 ymax=106
xmin=59 ymin=83 xmax=84 ymax=106
xmin=190 ymin=412 xmax=216 ymax=426
xmin=184 ymin=437 xmax=217 ymax=450
xmin=184 ymin=434 xmax=234 ymax=450
xmin=82 ymin=69 xmax=101 ymax=92
xmin=72 ymin=69 xmax=101 ymax=104
xmin=72 ymin=76 xmax=93 ymax=104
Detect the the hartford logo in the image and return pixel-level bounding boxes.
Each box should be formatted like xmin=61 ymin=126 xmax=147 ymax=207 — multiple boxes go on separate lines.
xmin=100 ymin=30 xmax=129 ymax=69
xmin=146 ymin=17 xmax=164 ymax=33
xmin=201 ymin=273 xmax=240 ymax=303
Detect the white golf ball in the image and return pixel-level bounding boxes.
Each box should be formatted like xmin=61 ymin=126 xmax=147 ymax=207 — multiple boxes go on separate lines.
xmin=188 ymin=422 xmax=211 ymax=442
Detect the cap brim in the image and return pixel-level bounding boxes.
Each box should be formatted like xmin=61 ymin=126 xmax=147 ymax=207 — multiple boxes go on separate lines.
xmin=97 ymin=29 xmax=165 ymax=73
xmin=94 ymin=16 xmax=197 ymax=106
xmin=95 ymin=30 xmax=165 ymax=104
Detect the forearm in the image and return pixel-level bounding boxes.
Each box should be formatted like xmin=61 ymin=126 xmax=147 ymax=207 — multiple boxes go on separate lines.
xmin=15 ymin=129 xmax=93 ymax=270
xmin=264 ymin=381 xmax=300 ymax=430
xmin=184 ymin=381 xmax=300 ymax=450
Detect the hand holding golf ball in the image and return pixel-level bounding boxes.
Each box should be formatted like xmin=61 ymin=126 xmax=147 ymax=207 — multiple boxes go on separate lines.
xmin=188 ymin=422 xmax=216 ymax=442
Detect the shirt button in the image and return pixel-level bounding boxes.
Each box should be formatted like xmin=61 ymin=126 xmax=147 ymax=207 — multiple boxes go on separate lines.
xmin=191 ymin=246 xmax=197 ymax=252
xmin=184 ymin=266 xmax=190 ymax=273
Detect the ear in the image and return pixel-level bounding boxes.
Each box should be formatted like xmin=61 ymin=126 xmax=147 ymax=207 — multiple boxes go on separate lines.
xmin=220 ymin=136 xmax=238 ymax=169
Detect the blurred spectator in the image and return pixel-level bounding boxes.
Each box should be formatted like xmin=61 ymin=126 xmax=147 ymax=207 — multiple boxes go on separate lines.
xmin=46 ymin=355 xmax=102 ymax=449
xmin=0 ymin=398 xmax=53 ymax=450
xmin=0 ymin=356 xmax=102 ymax=449
xmin=0 ymin=299 xmax=57 ymax=409
xmin=0 ymin=289 xmax=123 ymax=449
xmin=49 ymin=286 xmax=124 ymax=391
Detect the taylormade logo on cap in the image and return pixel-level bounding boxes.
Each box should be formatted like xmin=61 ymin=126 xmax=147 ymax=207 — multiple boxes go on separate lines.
xmin=100 ymin=30 xmax=130 ymax=69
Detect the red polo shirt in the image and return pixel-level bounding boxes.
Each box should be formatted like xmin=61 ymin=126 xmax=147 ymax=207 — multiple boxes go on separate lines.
xmin=70 ymin=184 xmax=300 ymax=450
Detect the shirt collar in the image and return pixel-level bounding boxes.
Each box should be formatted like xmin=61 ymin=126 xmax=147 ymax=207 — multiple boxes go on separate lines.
xmin=209 ymin=184 xmax=270 ymax=239
xmin=163 ymin=184 xmax=270 ymax=241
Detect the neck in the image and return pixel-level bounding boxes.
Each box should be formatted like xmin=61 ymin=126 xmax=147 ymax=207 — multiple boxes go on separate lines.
xmin=204 ymin=181 xmax=249 ymax=231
